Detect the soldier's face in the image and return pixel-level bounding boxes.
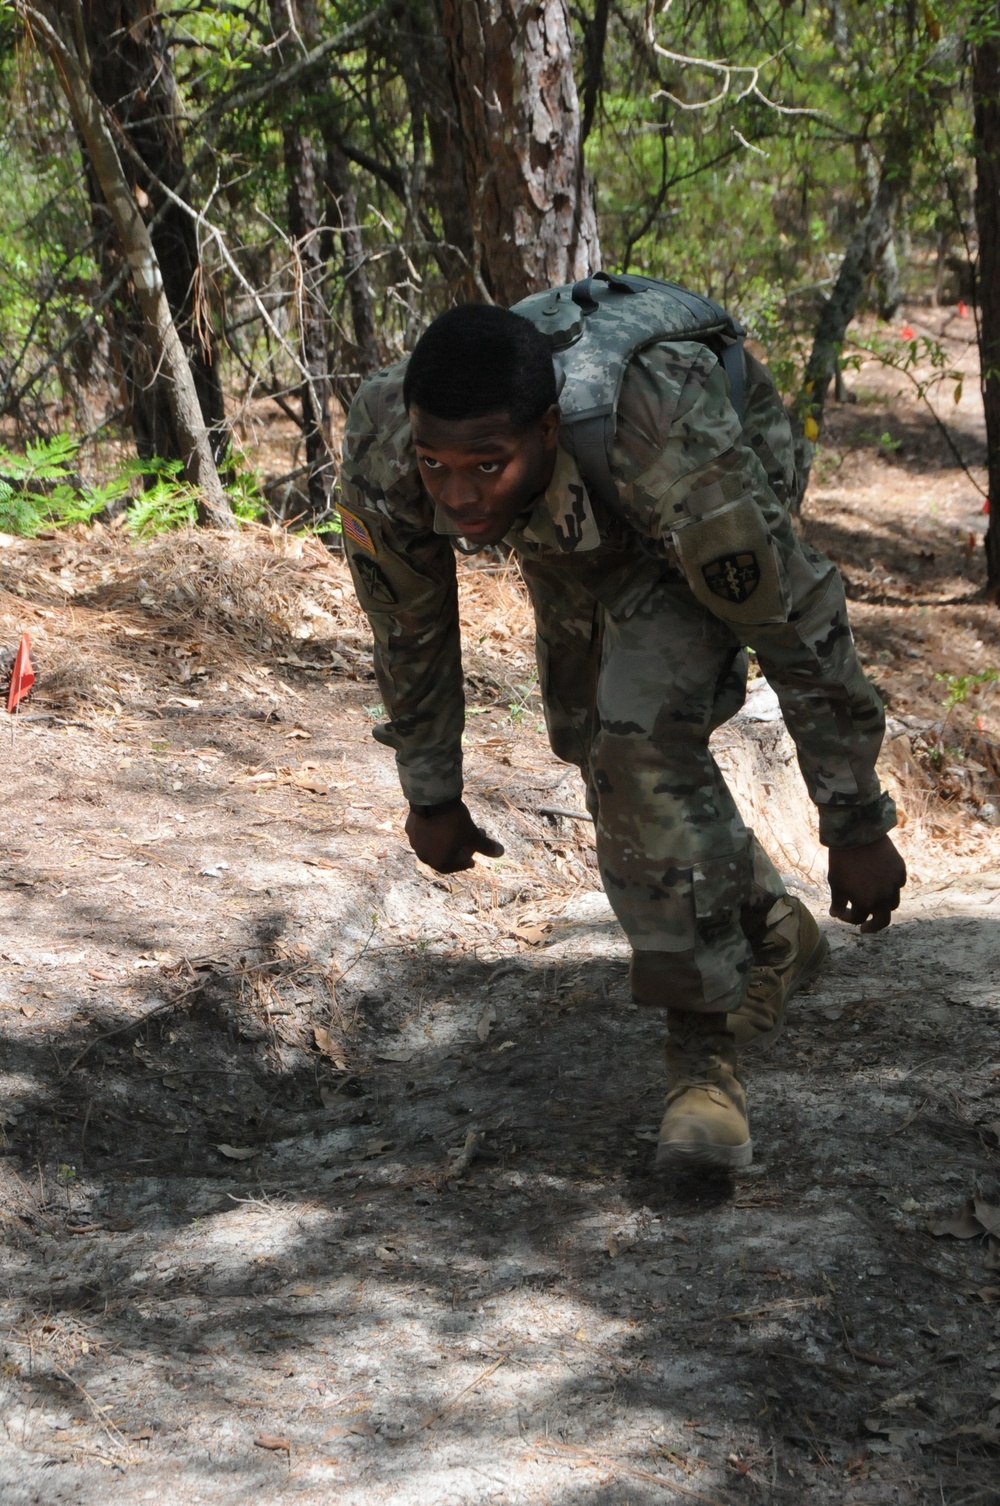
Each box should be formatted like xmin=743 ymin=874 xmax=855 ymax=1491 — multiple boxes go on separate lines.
xmin=410 ymin=405 xmax=561 ymax=546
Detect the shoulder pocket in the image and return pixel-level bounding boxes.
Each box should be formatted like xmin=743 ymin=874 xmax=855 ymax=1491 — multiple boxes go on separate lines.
xmin=671 ymin=494 xmax=789 ymax=625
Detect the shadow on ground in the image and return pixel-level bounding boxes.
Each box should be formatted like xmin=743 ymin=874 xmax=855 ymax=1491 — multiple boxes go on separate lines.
xmin=3 ymin=912 xmax=1000 ymax=1504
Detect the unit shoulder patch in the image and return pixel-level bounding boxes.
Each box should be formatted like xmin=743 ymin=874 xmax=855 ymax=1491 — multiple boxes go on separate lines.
xmin=702 ymin=551 xmax=760 ymax=604
xmin=354 ymin=554 xmax=398 ymax=607
xmin=338 ymin=505 xmax=375 ymax=553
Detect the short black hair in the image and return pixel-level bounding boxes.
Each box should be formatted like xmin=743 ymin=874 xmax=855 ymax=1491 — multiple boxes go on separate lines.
xmin=403 ymin=304 xmax=556 ymax=429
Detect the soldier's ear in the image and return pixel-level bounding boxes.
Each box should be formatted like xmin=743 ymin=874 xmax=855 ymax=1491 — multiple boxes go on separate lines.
xmin=539 ymin=404 xmax=561 ymax=450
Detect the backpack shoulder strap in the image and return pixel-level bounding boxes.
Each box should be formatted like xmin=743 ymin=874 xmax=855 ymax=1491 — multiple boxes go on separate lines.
xmin=513 ymin=271 xmax=746 ymax=511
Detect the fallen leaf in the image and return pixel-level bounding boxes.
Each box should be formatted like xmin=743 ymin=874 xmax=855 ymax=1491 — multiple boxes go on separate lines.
xmin=476 ymin=1003 xmax=496 ymax=1042
xmin=348 ymin=1421 xmax=377 ymax=1437
xmin=974 ymin=1198 xmax=1000 ymax=1239
xmin=362 ymin=1138 xmax=393 ymax=1158
xmin=254 ymin=1433 xmax=290 ymax=1452
xmin=976 ymin=1285 xmax=1000 ymax=1302
xmin=376 ymin=1048 xmax=414 ymax=1063
xmin=285 ymin=727 xmax=311 ymax=739
xmin=953 ymin=1424 xmax=1000 ymax=1445
xmin=320 ymin=1084 xmax=344 ymax=1108
xmin=634 ymin=1129 xmax=660 ymax=1144
xmin=513 ymin=923 xmax=551 ymax=945
xmin=446 ymin=1128 xmax=483 ymax=1177
xmin=928 ymin=1201 xmax=984 ymax=1239
xmin=291 ymin=776 xmax=327 ymax=794
xmin=216 ymin=1143 xmax=259 ymax=1161
xmin=20 ymin=1004 xmax=39 ymax=1018
xmin=314 ymin=1026 xmax=340 ymax=1057
xmin=287 ymin=1283 xmax=316 ymax=1297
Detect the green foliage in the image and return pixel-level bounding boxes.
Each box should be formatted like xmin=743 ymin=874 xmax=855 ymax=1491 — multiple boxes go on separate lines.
xmin=121 ymin=461 xmax=200 ymax=537
xmin=0 ymin=433 xmax=263 ymax=538
xmin=0 ymin=0 xmax=988 ymax=488
xmin=935 ymin=667 xmax=999 ymax=712
xmin=218 ymin=448 xmax=267 ymax=525
xmin=858 ymin=429 xmax=903 ymax=453
xmin=844 ymin=327 xmax=988 ymax=494
xmin=507 ymin=671 xmax=539 ymax=726
xmin=585 ymin=0 xmax=974 ymax=386
xmin=0 ymin=433 xmax=123 ymax=535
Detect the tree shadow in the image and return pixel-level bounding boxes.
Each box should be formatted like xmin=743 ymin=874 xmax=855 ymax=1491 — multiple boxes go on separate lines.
xmin=3 ymin=912 xmax=1000 ymax=1501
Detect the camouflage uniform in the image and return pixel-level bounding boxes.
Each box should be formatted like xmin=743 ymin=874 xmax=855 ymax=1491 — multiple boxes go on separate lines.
xmin=338 ymin=340 xmax=896 ymax=1014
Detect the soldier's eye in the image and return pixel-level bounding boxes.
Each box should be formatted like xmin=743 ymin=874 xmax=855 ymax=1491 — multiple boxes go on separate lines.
xmin=478 ymin=461 xmax=501 ymax=474
xmin=419 ymin=456 xmax=442 ymax=470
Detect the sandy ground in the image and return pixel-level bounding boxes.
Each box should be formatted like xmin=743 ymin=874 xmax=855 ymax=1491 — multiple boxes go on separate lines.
xmin=1 ymin=309 xmax=1000 ymax=1505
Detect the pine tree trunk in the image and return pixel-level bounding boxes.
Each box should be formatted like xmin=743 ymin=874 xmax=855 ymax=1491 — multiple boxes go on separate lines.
xmin=25 ymin=1 xmax=232 ymax=526
xmin=793 ymin=128 xmax=912 ymax=507
xmin=407 ymin=0 xmax=477 ymax=299
xmin=270 ymin=0 xmax=333 ymax=518
xmin=82 ymin=0 xmax=228 ymax=468
xmin=437 ymin=0 xmax=601 ymax=305
xmin=973 ymin=4 xmax=1000 ymax=600
xmin=325 ymin=143 xmax=379 ymax=404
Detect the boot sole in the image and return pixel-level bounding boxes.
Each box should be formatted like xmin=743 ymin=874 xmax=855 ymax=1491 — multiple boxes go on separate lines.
xmin=737 ymin=932 xmax=831 ymax=1052
xmin=656 ymin=1136 xmax=753 ymax=1171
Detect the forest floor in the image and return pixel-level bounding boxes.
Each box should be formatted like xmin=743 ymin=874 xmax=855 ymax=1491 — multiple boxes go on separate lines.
xmin=1 ymin=305 xmax=999 ymax=1506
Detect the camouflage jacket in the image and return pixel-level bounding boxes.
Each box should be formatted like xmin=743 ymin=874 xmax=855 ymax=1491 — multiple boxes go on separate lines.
xmin=338 ymin=341 xmax=896 ymax=848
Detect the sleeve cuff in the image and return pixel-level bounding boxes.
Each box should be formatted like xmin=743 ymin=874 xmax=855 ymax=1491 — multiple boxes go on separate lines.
xmin=371 ymin=723 xmax=463 ymax=807
xmin=819 ymin=791 xmax=897 ymax=848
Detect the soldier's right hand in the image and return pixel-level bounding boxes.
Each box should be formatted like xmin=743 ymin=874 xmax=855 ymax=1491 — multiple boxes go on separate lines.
xmin=405 ymin=801 xmax=505 ymax=874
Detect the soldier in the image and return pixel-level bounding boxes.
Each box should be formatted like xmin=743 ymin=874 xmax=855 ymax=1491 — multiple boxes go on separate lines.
xmin=337 ymin=286 xmax=906 ymax=1172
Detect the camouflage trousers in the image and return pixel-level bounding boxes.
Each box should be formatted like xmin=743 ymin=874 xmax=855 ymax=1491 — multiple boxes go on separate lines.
xmin=521 ymin=557 xmax=788 ymax=1014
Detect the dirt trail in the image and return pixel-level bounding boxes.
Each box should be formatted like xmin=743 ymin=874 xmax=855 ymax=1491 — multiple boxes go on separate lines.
xmin=2 ymin=315 xmax=1000 ymax=1505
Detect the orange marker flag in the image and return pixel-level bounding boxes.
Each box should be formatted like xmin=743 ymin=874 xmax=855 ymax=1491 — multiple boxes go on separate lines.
xmin=7 ymin=633 xmax=35 ymax=713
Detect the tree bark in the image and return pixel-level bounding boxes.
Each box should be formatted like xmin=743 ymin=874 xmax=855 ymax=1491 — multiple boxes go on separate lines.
xmin=973 ymin=2 xmax=1000 ymax=599
xmin=325 ymin=143 xmax=380 ymax=404
xmin=269 ymin=0 xmax=334 ymax=518
xmin=405 ymin=0 xmax=477 ymax=299
xmin=81 ymin=0 xmax=228 ymax=469
xmin=437 ymin=0 xmax=601 ymax=306
xmin=793 ymin=127 xmax=912 ymax=506
xmin=579 ymin=0 xmax=609 ymax=144
xmin=22 ymin=3 xmax=233 ymax=526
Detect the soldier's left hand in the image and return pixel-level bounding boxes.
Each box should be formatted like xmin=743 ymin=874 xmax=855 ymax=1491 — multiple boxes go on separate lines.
xmin=827 ymin=834 xmax=907 ymax=933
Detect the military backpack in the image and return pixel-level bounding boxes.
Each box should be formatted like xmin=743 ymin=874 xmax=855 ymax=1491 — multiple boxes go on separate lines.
xmin=512 ymin=270 xmax=793 ymax=512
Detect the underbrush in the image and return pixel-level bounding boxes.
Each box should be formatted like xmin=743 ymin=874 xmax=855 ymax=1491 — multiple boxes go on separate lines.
xmin=0 ymin=433 xmax=263 ymax=538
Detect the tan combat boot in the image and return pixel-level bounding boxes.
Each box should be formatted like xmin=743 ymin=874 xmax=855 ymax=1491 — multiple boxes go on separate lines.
xmin=728 ymin=895 xmax=829 ymax=1049
xmin=657 ymin=1011 xmax=752 ymax=1171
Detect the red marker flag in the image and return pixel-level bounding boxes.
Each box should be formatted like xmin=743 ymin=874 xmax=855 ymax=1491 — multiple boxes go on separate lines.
xmin=959 ymin=300 xmax=969 ymax=318
xmin=6 ymin=633 xmax=35 ymax=712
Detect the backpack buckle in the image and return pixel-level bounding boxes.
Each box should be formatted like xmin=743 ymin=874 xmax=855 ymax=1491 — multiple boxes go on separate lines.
xmin=571 ymin=270 xmax=637 ymax=313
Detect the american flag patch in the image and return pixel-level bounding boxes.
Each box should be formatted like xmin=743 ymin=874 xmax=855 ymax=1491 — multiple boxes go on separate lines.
xmin=338 ymin=506 xmax=375 ymax=553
